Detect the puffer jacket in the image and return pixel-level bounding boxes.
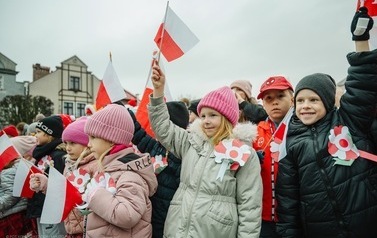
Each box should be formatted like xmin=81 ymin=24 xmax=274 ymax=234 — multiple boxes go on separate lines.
xmin=0 ymin=161 xmax=27 ymax=219
xmin=85 ymin=147 xmax=158 ymax=238
xmin=371 ymin=118 xmax=377 ymax=148
xmin=129 ymin=109 xmax=181 ymax=238
xmin=63 ymin=153 xmax=97 ymax=236
xmin=276 ymin=49 xmax=377 ymax=238
xmin=148 ymin=96 xmax=263 ymax=238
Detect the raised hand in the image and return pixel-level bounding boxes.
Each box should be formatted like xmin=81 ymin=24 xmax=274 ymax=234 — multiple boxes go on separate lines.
xmin=151 ymin=60 xmax=165 ymax=98
xmin=351 ymin=6 xmax=374 ymax=41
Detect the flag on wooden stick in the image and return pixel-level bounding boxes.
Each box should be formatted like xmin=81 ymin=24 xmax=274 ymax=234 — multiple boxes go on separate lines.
xmin=96 ymin=57 xmax=126 ymax=110
xmin=40 ymin=166 xmax=83 ymax=224
xmin=13 ymin=158 xmax=42 ymax=198
xmin=154 ymin=4 xmax=199 ymax=62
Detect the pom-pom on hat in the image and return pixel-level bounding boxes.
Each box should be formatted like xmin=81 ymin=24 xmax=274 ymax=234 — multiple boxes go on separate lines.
xmin=167 ymin=101 xmax=190 ymax=129
xmin=257 ymin=76 xmax=294 ymax=99
xmin=36 ymin=115 xmax=64 ymax=138
xmin=85 ymin=104 xmax=96 ymax=116
xmin=230 ymin=80 xmax=252 ymax=99
xmin=62 ymin=117 xmax=89 ymax=146
xmin=85 ymin=104 xmax=134 ymax=145
xmin=197 ymin=86 xmax=239 ymax=126
xmin=295 ymin=73 xmax=336 ymax=113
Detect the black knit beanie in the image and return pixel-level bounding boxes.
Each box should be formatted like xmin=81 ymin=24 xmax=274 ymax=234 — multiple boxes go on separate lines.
xmin=167 ymin=101 xmax=190 ymax=129
xmin=36 ymin=115 xmax=64 ymax=138
xmin=295 ymin=73 xmax=336 ymax=113
xmin=188 ymin=99 xmax=200 ymax=117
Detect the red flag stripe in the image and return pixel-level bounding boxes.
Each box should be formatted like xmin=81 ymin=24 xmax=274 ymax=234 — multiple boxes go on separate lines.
xmin=154 ymin=24 xmax=184 ymax=62
xmin=96 ymin=81 xmax=111 ymax=110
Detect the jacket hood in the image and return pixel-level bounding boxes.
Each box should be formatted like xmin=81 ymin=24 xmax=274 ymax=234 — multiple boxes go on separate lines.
xmin=102 ymin=147 xmax=158 ymax=196
xmin=189 ymin=118 xmax=258 ymax=144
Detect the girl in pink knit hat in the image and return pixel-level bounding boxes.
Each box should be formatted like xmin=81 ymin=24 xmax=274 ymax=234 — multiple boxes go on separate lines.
xmin=83 ymin=104 xmax=157 ymax=238
xmin=30 ymin=117 xmax=97 ymax=238
xmin=148 ymin=61 xmax=262 ymax=238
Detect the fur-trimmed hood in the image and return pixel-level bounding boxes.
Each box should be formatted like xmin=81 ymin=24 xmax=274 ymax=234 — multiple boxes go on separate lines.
xmin=189 ymin=118 xmax=258 ymax=145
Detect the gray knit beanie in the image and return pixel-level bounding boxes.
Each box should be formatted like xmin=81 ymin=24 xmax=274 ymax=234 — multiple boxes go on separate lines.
xmin=295 ymin=73 xmax=336 ymax=113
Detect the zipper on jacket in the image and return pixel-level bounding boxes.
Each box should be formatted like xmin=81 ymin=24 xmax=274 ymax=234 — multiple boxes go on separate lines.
xmin=312 ymin=126 xmax=346 ymax=236
xmin=183 ymin=149 xmax=213 ymax=237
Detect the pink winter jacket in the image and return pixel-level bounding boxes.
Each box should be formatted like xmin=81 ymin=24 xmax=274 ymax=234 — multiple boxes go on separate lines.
xmin=63 ymin=153 xmax=97 ymax=236
xmin=85 ymin=147 xmax=158 ymax=238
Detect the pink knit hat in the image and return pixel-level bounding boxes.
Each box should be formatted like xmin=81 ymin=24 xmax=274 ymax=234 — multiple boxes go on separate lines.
xmin=230 ymin=80 xmax=252 ymax=99
xmin=62 ymin=117 xmax=89 ymax=146
xmin=197 ymin=86 xmax=239 ymax=126
xmin=84 ymin=104 xmax=134 ymax=145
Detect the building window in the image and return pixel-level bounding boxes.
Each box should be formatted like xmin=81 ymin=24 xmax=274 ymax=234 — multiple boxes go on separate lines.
xmin=63 ymin=102 xmax=74 ymax=115
xmin=69 ymin=76 xmax=81 ymax=91
xmin=76 ymin=103 xmax=86 ymax=117
xmin=0 ymin=75 xmax=4 ymax=90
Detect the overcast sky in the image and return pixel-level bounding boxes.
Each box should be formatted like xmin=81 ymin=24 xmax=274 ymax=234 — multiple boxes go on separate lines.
xmin=1 ymin=1 xmax=361 ymax=101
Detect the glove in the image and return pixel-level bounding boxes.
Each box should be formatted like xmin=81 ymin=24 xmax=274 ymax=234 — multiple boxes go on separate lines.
xmin=351 ymin=7 xmax=374 ymax=41
xmin=29 ymin=173 xmax=48 ymax=193
xmin=82 ymin=172 xmax=116 ymax=204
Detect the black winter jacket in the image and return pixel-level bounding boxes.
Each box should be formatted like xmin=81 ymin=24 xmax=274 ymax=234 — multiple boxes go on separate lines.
xmin=129 ymin=109 xmax=181 ymax=238
xmin=239 ymin=101 xmax=268 ymax=123
xmin=276 ymin=50 xmax=377 ymax=238
xmin=26 ymin=139 xmax=66 ymax=218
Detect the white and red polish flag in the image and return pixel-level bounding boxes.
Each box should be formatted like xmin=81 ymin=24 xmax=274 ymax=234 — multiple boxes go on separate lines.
xmin=13 ymin=158 xmax=42 ymax=198
xmin=270 ymin=107 xmax=294 ymax=162
xmin=40 ymin=166 xmax=83 ymax=224
xmin=0 ymin=133 xmax=20 ymax=172
xmin=357 ymin=0 xmax=377 ymax=49
xmin=96 ymin=58 xmax=127 ymax=110
xmin=136 ymin=51 xmax=173 ymax=138
xmin=154 ymin=5 xmax=199 ymax=62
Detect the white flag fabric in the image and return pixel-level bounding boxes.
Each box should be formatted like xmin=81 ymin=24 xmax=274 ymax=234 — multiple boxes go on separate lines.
xmin=40 ymin=166 xmax=83 ymax=224
xmin=96 ymin=60 xmax=126 ymax=110
xmin=154 ymin=6 xmax=199 ymax=62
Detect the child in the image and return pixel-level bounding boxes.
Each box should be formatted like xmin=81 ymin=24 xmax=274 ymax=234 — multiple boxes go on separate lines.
xmin=0 ymin=136 xmax=37 ymax=237
xmin=253 ymin=76 xmax=294 ymax=237
xmin=82 ymin=104 xmax=157 ymax=238
xmin=148 ymin=62 xmax=262 ymax=238
xmin=128 ymin=101 xmax=189 ymax=238
xmin=26 ymin=115 xmax=68 ymax=237
xmin=276 ymin=7 xmax=377 ymax=237
xmin=30 ymin=117 xmax=97 ymax=238
xmin=230 ymin=79 xmax=267 ymax=124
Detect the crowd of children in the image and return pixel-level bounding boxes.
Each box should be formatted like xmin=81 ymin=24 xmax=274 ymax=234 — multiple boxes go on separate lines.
xmin=1 ymin=6 xmax=377 ymax=238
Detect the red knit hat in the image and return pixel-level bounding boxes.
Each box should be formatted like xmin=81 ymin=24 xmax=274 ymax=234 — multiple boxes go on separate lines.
xmin=197 ymin=86 xmax=239 ymax=126
xmin=85 ymin=104 xmax=134 ymax=145
xmin=2 ymin=125 xmax=19 ymax=137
